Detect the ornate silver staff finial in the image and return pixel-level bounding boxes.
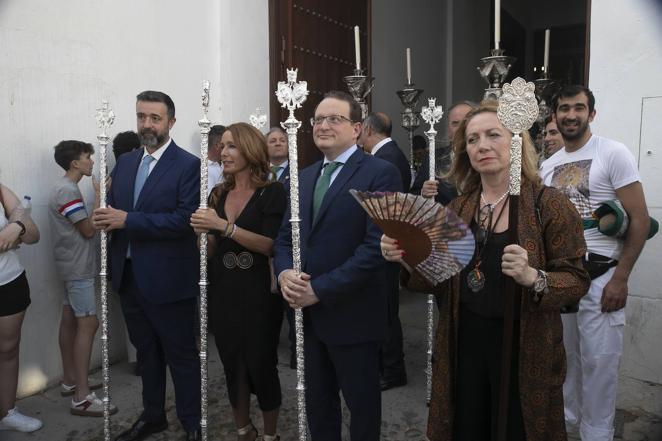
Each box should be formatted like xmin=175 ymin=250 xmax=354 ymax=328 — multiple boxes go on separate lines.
xmin=275 ymin=67 xmax=309 ymax=441
xmin=421 ymin=98 xmax=444 ymax=180
xmin=419 ymin=97 xmax=443 ymax=405
xmin=249 ymin=106 xmax=267 ymax=130
xmin=96 ymin=100 xmax=115 ymax=150
xmin=95 ymin=99 xmax=114 ymax=441
xmin=196 ymin=80 xmax=212 ymax=441
xmin=497 ymin=77 xmax=539 ymax=195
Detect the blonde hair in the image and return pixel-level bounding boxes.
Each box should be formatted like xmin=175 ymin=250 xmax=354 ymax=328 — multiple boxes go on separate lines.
xmin=210 ymin=123 xmax=271 ymax=205
xmin=447 ymin=100 xmax=540 ymax=194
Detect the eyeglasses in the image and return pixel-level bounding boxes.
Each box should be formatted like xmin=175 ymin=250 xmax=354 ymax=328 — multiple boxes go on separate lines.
xmin=310 ymin=114 xmax=355 ymax=127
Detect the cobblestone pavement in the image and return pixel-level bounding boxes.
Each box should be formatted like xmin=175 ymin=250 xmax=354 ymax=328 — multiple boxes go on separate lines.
xmin=5 ymin=290 xmax=659 ymax=440
xmin=5 ymin=291 xmax=430 ymax=441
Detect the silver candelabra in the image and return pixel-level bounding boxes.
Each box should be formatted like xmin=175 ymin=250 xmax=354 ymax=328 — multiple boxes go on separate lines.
xmin=343 ymin=68 xmax=374 ymax=120
xmin=477 ymin=49 xmax=517 ymax=100
xmin=396 ymin=83 xmax=423 ymax=174
xmin=533 ymin=73 xmax=557 ymax=133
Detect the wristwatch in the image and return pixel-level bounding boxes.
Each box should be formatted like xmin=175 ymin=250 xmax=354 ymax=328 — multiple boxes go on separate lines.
xmin=530 ymin=269 xmax=548 ymax=302
xmin=12 ymin=220 xmax=26 ymax=237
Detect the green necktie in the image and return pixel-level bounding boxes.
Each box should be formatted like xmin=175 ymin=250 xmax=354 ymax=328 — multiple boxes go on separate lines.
xmin=270 ymin=165 xmax=283 ymax=181
xmin=313 ymin=161 xmax=342 ymax=220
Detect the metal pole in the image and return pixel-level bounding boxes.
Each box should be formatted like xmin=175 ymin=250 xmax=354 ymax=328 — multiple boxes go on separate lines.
xmin=197 ymin=80 xmax=211 ymax=441
xmin=95 ymin=100 xmax=115 ymax=441
xmin=275 ymin=68 xmax=309 ymax=441
xmin=420 ymin=98 xmax=444 ymax=404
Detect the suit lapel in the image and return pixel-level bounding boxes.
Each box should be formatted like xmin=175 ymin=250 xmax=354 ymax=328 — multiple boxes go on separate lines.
xmin=312 ymin=149 xmax=363 ymax=231
xmin=135 ymin=143 xmax=178 ymax=210
xmin=279 ymin=164 xmax=290 ymax=185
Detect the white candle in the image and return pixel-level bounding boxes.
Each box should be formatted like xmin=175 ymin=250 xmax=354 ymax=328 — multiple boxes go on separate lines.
xmin=354 ymin=26 xmax=361 ymax=70
xmin=406 ymin=48 xmax=412 ymax=84
xmin=543 ymin=29 xmax=550 ymax=72
xmin=495 ymin=0 xmax=501 ymax=49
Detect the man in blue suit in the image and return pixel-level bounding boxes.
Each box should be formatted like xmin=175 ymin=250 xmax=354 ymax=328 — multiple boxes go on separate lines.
xmin=267 ymin=126 xmax=290 ymax=188
xmin=93 ymin=91 xmax=201 ymax=441
xmin=274 ymin=91 xmax=402 ymax=441
xmin=359 ymin=112 xmax=411 ymax=192
xmin=358 ymin=112 xmax=410 ymax=391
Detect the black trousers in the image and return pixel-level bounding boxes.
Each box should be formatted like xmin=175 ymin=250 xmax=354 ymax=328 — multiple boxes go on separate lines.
xmin=305 ymin=328 xmax=381 ymax=441
xmin=380 ymin=263 xmax=405 ymax=378
xmin=119 ymin=260 xmax=201 ymax=431
xmin=453 ymin=305 xmax=526 ymax=441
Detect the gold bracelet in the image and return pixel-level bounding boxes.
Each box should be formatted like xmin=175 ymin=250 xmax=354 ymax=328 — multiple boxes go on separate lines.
xmin=223 ymin=222 xmax=233 ymax=237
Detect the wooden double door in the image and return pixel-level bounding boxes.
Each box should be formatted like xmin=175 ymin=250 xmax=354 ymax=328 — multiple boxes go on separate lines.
xmin=269 ymin=0 xmax=371 ymax=167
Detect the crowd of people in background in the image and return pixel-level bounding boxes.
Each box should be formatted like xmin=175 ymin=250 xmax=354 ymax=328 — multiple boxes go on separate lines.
xmin=0 ymin=84 xmax=651 ymax=441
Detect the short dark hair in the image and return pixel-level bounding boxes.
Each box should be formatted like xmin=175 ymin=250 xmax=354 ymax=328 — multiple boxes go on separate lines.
xmin=552 ymin=85 xmax=595 ymax=113
xmin=363 ymin=112 xmax=392 ymax=137
xmin=412 ymin=134 xmax=427 ymax=150
xmin=319 ymin=90 xmax=362 ymax=123
xmin=136 ymin=90 xmax=176 ymax=119
xmin=267 ymin=126 xmax=286 ymax=137
xmin=448 ymin=100 xmax=478 ymax=113
xmin=54 ymin=140 xmax=95 ymax=171
xmin=112 ymin=131 xmax=141 ymax=160
xmin=209 ymin=124 xmax=226 ymax=146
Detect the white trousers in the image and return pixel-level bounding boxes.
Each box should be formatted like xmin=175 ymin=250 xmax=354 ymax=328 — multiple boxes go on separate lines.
xmin=562 ymin=268 xmax=624 ymax=441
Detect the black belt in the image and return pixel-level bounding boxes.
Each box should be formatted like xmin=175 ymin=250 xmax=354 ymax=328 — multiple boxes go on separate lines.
xmin=585 ymin=252 xmax=618 ymax=265
xmin=561 ymin=253 xmax=619 ymax=314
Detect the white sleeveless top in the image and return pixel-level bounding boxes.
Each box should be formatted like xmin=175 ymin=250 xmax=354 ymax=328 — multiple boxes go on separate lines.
xmin=0 ymin=201 xmax=24 ymax=285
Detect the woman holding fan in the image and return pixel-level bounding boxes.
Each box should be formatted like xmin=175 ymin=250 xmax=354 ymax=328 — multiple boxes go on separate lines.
xmin=381 ymin=101 xmax=589 ymax=441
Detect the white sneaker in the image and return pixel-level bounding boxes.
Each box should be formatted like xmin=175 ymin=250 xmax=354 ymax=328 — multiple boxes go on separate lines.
xmin=70 ymin=392 xmax=118 ymax=417
xmin=60 ymin=377 xmax=103 ymax=396
xmin=0 ymin=407 xmax=43 ymax=432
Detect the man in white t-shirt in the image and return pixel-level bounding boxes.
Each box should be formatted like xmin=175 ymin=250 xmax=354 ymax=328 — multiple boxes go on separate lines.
xmin=207 ymin=124 xmax=225 ymax=196
xmin=540 ymin=85 xmax=650 ymax=441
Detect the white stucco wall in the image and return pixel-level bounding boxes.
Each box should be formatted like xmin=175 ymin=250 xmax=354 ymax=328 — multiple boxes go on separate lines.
xmin=0 ymin=0 xmax=269 ymax=397
xmin=589 ymin=0 xmax=662 ymax=428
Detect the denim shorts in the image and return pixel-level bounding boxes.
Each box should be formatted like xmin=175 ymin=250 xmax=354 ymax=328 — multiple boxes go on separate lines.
xmin=63 ymin=278 xmax=96 ymax=317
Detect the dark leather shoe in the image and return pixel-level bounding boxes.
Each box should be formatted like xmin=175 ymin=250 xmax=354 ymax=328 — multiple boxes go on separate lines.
xmin=185 ymin=429 xmax=201 ymax=441
xmin=114 ymin=419 xmax=168 ymax=441
xmin=380 ymin=374 xmax=407 ymax=391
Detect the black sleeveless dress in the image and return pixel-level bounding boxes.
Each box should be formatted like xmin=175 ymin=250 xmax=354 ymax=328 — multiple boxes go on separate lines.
xmin=209 ymin=182 xmax=286 ymax=411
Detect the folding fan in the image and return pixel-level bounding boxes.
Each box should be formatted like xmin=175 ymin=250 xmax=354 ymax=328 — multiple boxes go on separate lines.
xmin=350 ymin=190 xmax=475 ymax=286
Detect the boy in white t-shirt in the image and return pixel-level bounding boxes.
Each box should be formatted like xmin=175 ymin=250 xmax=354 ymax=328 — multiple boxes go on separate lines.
xmin=540 ymin=85 xmax=650 ymax=441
